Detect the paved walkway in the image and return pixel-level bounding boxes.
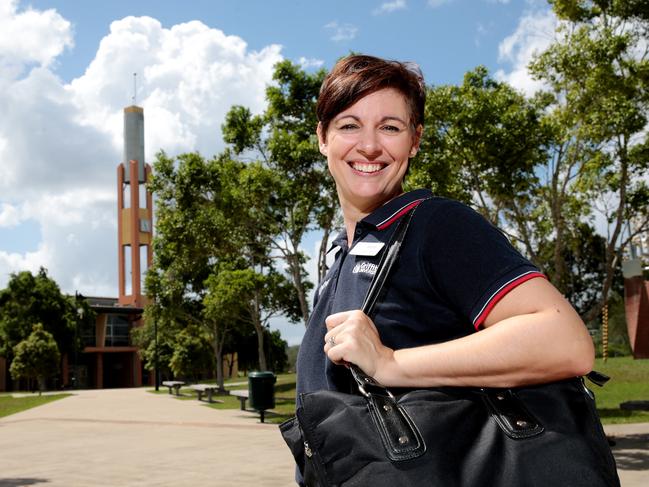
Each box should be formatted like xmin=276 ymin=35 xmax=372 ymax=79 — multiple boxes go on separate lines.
xmin=0 ymin=388 xmax=647 ymax=486
xmin=0 ymin=388 xmax=296 ymax=486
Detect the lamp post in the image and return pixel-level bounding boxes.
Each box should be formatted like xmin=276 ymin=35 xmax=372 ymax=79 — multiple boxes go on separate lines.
xmin=154 ymin=319 xmax=159 ymax=391
xmin=74 ymin=292 xmax=84 ymax=390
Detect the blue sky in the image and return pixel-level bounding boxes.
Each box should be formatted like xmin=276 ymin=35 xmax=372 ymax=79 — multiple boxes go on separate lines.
xmin=27 ymin=0 xmax=530 ymax=85
xmin=0 ymin=0 xmax=558 ymax=345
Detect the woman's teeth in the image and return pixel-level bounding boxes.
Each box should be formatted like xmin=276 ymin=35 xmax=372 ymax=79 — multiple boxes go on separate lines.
xmin=351 ymin=162 xmax=384 ymax=173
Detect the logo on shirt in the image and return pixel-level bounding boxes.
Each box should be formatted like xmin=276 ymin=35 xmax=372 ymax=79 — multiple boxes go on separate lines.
xmin=352 ymin=261 xmax=378 ymax=276
xmin=318 ymin=278 xmax=331 ymax=297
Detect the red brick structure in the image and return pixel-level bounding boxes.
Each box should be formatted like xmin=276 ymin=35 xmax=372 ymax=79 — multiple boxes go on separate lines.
xmin=73 ymin=105 xmax=153 ymax=389
xmin=623 ymin=258 xmax=649 ymax=359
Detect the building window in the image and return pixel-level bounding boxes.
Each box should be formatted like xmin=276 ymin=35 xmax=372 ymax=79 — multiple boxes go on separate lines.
xmin=106 ymin=314 xmax=131 ymax=346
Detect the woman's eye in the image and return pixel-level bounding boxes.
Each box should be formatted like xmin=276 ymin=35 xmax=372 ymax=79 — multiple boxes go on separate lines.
xmin=381 ymin=125 xmax=401 ymax=133
xmin=339 ymin=124 xmax=359 ymax=131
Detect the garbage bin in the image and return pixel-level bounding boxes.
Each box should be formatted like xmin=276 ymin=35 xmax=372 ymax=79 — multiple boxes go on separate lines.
xmin=248 ymin=371 xmax=276 ymax=422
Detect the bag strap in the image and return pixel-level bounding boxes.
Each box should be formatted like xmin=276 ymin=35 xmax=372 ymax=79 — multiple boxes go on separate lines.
xmin=349 ymin=204 xmax=418 ymax=395
xmin=346 ymin=204 xmax=427 ymax=461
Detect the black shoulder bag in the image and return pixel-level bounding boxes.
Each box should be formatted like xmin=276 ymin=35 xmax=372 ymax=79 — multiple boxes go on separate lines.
xmin=280 ymin=208 xmax=620 ymax=487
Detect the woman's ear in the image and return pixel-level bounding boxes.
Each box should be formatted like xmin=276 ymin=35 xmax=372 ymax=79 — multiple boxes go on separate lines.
xmin=317 ymin=122 xmax=328 ymax=156
xmin=410 ymin=124 xmax=423 ymax=157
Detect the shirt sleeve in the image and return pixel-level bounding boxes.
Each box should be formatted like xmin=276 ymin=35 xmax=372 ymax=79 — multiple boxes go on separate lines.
xmin=419 ymin=199 xmax=545 ymax=330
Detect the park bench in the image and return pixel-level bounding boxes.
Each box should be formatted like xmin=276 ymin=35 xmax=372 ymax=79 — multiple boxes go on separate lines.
xmin=161 ymin=381 xmax=185 ymax=396
xmin=190 ymin=384 xmax=223 ymax=403
xmin=620 ymin=400 xmax=649 ymax=411
xmin=229 ymin=389 xmax=249 ymax=410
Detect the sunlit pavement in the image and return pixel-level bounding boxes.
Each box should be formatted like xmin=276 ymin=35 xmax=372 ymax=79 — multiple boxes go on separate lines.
xmin=0 ymin=388 xmax=295 ymax=486
xmin=0 ymin=388 xmax=646 ymax=486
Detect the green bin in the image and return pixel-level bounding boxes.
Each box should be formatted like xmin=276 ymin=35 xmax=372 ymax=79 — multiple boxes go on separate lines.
xmin=248 ymin=371 xmax=276 ymax=422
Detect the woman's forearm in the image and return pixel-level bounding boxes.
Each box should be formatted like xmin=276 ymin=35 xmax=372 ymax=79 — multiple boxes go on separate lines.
xmin=377 ymin=308 xmax=594 ymax=388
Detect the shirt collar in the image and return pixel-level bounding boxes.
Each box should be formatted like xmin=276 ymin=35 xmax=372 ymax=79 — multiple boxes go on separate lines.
xmin=361 ymin=189 xmax=432 ymax=230
xmin=326 ymin=188 xmax=433 ymax=254
xmin=327 ymin=229 xmax=348 ymax=255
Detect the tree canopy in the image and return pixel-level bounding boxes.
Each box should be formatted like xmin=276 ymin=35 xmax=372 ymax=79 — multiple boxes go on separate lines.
xmin=0 ymin=268 xmax=89 ymax=362
xmin=10 ymin=323 xmax=61 ymax=394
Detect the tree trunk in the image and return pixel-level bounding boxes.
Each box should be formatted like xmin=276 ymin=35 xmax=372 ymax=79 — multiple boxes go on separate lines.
xmin=550 ymin=156 xmax=568 ymax=294
xmin=318 ymin=224 xmax=332 ymax=285
xmin=286 ymin=251 xmax=310 ymax=326
xmin=211 ymin=323 xmax=226 ymax=392
xmin=215 ymin=346 xmax=225 ymax=391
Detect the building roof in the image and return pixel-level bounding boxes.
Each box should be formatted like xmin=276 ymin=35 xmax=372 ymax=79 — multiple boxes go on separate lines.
xmin=84 ymin=296 xmax=144 ymax=315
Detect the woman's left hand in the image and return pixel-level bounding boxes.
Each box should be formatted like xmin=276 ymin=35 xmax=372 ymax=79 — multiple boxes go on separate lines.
xmin=324 ymin=309 xmax=394 ymax=378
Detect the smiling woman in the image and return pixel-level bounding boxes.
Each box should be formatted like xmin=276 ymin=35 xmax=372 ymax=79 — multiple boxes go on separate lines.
xmin=286 ymin=54 xmax=603 ymax=486
xmin=317 ymin=88 xmax=420 ymax=233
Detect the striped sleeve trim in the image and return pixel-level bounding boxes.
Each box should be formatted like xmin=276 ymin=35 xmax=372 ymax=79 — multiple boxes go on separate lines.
xmin=472 ymin=271 xmax=547 ymax=330
xmin=376 ymin=199 xmax=426 ymax=230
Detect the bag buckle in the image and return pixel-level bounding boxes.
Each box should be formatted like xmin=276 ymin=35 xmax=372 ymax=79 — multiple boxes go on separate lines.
xmin=358 ymin=380 xmax=395 ymax=400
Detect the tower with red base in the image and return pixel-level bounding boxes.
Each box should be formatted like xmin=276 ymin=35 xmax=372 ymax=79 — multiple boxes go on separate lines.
xmin=116 ymin=105 xmax=153 ymax=386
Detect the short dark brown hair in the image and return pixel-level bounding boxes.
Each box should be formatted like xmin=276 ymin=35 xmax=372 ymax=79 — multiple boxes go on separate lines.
xmin=317 ymin=54 xmax=426 ymax=136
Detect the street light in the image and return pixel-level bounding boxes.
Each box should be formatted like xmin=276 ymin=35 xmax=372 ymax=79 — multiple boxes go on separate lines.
xmin=74 ymin=292 xmax=84 ymax=390
xmin=154 ymin=319 xmax=159 ymax=391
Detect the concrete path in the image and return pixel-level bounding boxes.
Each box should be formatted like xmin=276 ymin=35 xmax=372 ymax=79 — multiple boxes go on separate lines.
xmin=605 ymin=422 xmax=649 ymax=487
xmin=0 ymin=388 xmax=296 ymax=486
xmin=0 ymin=388 xmax=647 ymax=486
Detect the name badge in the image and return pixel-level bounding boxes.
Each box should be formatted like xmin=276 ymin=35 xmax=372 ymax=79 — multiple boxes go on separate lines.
xmin=350 ymin=241 xmax=385 ymax=256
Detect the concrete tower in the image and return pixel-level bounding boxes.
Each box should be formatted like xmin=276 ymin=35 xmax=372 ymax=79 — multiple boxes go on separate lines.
xmin=117 ymin=105 xmax=153 ymax=308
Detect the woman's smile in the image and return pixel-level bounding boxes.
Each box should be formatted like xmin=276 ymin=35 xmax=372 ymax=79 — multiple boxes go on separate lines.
xmin=348 ymin=161 xmax=388 ymax=174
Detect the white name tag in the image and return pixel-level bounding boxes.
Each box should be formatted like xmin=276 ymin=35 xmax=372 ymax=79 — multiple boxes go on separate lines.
xmin=350 ymin=241 xmax=385 ymax=256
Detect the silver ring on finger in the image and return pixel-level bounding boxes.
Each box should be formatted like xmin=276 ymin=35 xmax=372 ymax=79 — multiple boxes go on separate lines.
xmin=328 ymin=335 xmax=336 ymax=346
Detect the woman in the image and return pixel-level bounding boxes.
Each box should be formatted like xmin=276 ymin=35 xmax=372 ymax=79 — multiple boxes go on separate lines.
xmin=291 ymin=55 xmax=598 ymax=485
xmin=296 ymin=54 xmax=594 ymax=401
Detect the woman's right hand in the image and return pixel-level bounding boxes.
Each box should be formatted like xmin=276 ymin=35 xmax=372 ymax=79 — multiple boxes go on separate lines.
xmin=324 ymin=309 xmax=395 ymax=380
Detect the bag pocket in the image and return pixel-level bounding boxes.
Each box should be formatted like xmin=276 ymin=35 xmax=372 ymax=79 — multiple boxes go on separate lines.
xmin=279 ymin=416 xmax=306 ymax=476
xmin=280 ymin=414 xmax=331 ymax=486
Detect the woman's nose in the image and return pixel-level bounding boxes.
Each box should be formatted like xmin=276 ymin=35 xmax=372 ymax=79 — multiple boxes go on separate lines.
xmin=356 ymin=128 xmax=381 ymax=158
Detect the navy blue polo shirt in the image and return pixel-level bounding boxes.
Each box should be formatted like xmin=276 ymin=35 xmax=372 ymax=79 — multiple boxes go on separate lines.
xmin=296 ymin=189 xmax=543 ymax=397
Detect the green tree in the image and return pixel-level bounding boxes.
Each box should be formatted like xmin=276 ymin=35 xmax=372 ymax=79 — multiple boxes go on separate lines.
xmin=168 ymin=325 xmax=214 ymax=380
xmin=409 ymin=67 xmax=548 ymax=234
xmin=410 ymin=27 xmax=647 ymax=323
xmin=144 ymin=151 xmax=231 ymax=388
xmin=131 ymin=314 xmax=178 ymax=382
xmin=530 ymin=0 xmax=649 ymax=319
xmin=222 ymin=60 xmax=334 ymax=323
xmin=205 ymin=267 xmax=299 ymax=373
xmin=9 ymin=323 xmax=60 ymax=394
xmin=146 ymin=150 xmax=302 ymax=386
xmin=0 ymin=268 xmax=79 ymax=367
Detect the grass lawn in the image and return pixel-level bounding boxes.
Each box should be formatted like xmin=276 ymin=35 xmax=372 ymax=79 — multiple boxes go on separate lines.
xmin=148 ymin=373 xmax=297 ymax=424
xmin=152 ymin=358 xmax=649 ymax=426
xmin=0 ymin=393 xmax=72 ymax=419
xmin=591 ymin=356 xmax=649 ymax=424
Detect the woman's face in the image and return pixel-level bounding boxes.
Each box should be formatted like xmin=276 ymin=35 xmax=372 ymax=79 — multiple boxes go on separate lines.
xmin=318 ymin=88 xmax=421 ymax=213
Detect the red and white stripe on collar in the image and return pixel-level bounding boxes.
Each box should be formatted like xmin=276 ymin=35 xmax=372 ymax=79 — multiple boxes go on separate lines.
xmin=376 ymin=198 xmax=427 ymax=230
xmin=472 ymin=270 xmax=547 ymax=330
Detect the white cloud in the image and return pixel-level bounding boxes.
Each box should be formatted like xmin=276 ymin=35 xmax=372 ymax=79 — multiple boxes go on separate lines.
xmin=427 ymin=0 xmax=453 ymax=8
xmin=68 ymin=16 xmax=282 ymax=161
xmin=0 ymin=2 xmax=283 ymax=296
xmin=0 ymin=0 xmax=73 ymax=75
xmin=0 ymin=244 xmax=52 ymax=280
xmin=495 ymin=8 xmax=557 ymax=96
xmin=324 ymin=21 xmax=358 ymax=42
xmin=298 ymin=57 xmax=325 ymax=69
xmin=373 ymin=0 xmax=407 ymax=15
xmin=0 ymin=203 xmax=23 ymax=227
